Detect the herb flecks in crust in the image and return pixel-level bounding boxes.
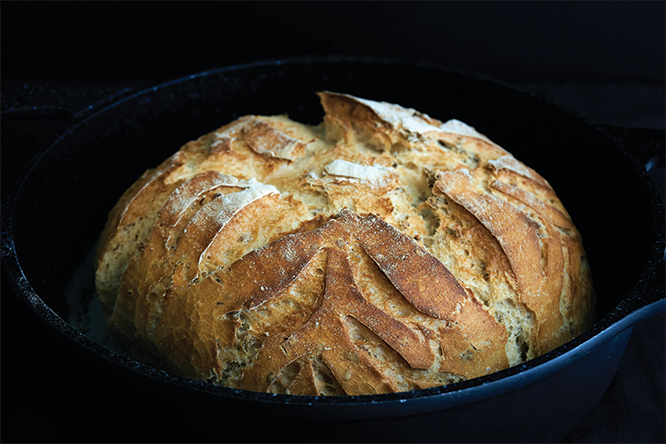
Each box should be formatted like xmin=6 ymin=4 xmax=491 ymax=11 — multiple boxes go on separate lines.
xmin=95 ymin=92 xmax=594 ymax=395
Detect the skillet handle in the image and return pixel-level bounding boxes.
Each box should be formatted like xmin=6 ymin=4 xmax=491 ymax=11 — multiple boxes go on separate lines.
xmin=1 ymin=78 xmax=150 ymax=175
xmin=1 ymin=78 xmax=150 ymax=134
xmin=1 ymin=79 xmax=151 ymax=205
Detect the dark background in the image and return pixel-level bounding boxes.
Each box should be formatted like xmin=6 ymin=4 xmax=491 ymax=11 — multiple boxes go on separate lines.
xmin=2 ymin=2 xmax=664 ymax=84
xmin=2 ymin=2 xmax=664 ymax=442
xmin=2 ymin=2 xmax=664 ymax=127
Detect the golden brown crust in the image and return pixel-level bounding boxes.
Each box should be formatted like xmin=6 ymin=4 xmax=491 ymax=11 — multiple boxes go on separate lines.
xmin=95 ymin=152 xmax=188 ymax=317
xmin=242 ymin=118 xmax=309 ymax=161
xmin=95 ymin=92 xmax=594 ymax=395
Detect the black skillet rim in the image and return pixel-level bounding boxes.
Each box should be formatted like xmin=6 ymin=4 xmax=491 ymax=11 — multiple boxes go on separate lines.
xmin=1 ymin=55 xmax=664 ymax=412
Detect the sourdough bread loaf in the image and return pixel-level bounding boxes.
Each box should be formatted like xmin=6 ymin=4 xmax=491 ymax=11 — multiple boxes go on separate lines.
xmin=95 ymin=92 xmax=594 ymax=395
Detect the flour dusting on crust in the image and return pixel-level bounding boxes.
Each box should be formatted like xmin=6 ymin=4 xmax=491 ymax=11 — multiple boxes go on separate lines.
xmin=92 ymin=91 xmax=595 ymax=396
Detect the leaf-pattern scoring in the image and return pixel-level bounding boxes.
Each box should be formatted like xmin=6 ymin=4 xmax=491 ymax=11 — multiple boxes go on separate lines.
xmin=99 ymin=93 xmax=593 ymax=396
xmin=110 ymin=166 xmax=510 ymax=394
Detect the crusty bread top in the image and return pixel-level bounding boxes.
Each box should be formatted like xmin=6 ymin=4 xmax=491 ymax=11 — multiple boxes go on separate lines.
xmin=95 ymin=92 xmax=594 ymax=396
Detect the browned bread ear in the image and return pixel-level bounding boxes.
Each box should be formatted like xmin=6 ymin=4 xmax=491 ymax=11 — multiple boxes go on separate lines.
xmin=96 ymin=92 xmax=594 ymax=395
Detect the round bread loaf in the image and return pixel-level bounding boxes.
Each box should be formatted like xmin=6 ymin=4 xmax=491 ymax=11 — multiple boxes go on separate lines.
xmin=95 ymin=92 xmax=594 ymax=396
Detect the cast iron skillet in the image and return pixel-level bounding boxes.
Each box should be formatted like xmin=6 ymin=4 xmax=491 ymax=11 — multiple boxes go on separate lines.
xmin=2 ymin=57 xmax=664 ymax=442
